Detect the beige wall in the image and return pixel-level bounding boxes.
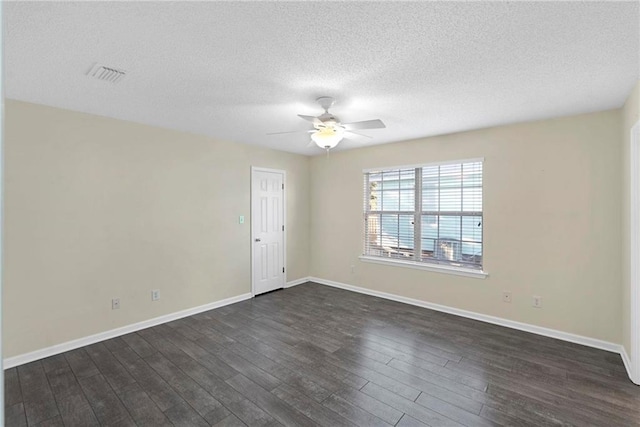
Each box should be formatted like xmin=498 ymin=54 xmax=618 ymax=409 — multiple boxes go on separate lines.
xmin=3 ymin=100 xmax=309 ymax=358
xmin=3 ymin=97 xmax=631 ymax=359
xmin=622 ymin=80 xmax=640 ymax=360
xmin=310 ymin=110 xmax=622 ymax=343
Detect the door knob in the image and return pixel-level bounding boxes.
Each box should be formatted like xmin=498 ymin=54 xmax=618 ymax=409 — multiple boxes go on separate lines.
xmin=255 ymin=238 xmax=261 ymax=242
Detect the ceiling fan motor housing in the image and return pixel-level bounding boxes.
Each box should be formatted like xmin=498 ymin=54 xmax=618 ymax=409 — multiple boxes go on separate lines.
xmin=316 ymin=113 xmax=341 ymax=129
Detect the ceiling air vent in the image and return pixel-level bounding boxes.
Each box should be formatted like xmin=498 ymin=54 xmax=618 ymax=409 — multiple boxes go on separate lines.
xmin=87 ymin=63 xmax=126 ymax=83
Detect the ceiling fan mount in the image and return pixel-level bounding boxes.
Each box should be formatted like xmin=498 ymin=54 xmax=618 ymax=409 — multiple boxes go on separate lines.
xmin=267 ymin=96 xmax=386 ymax=151
xmin=316 ymin=96 xmax=336 ymax=114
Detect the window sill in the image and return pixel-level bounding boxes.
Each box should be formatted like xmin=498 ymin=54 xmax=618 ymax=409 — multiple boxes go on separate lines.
xmin=358 ymin=255 xmax=488 ymax=279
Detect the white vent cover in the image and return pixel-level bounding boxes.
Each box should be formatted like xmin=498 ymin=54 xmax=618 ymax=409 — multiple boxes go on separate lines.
xmin=87 ymin=63 xmax=126 ymax=83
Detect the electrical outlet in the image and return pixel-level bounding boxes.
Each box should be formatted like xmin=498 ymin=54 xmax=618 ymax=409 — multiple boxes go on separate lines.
xmin=502 ymin=291 xmax=512 ymax=303
xmin=112 ymin=298 xmax=120 ymax=310
xmin=152 ymin=290 xmax=160 ymax=301
xmin=350 ymin=265 xmax=355 ymax=274
xmin=533 ymin=295 xmax=542 ymax=308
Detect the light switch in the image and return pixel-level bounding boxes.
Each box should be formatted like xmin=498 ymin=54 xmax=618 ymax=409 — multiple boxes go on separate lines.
xmin=239 ymin=215 xmax=245 ymax=224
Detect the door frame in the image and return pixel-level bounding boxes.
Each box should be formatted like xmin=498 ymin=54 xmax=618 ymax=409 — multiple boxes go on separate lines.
xmin=631 ymin=120 xmax=640 ymax=385
xmin=250 ymin=166 xmax=286 ymax=297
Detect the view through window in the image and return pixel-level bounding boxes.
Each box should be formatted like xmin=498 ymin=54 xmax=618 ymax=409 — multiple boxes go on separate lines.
xmin=363 ymin=160 xmax=483 ymax=270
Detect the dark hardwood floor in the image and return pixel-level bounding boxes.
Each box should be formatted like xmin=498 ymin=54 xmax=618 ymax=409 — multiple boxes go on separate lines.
xmin=5 ymin=282 xmax=640 ymax=426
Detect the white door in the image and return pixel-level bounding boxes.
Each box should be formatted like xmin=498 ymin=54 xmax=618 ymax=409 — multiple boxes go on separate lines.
xmin=251 ymin=168 xmax=285 ymax=295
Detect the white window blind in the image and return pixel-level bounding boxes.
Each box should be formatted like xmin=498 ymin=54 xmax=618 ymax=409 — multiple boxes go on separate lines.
xmin=364 ymin=160 xmax=483 ymax=270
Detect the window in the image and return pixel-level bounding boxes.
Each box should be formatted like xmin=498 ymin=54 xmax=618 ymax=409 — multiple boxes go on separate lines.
xmin=363 ymin=159 xmax=483 ymax=273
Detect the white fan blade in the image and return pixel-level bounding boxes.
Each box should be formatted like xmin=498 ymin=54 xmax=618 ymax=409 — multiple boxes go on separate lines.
xmin=345 ymin=130 xmax=372 ymax=139
xmin=342 ymin=119 xmax=386 ymax=130
xmin=267 ymin=129 xmax=313 ymax=135
xmin=298 ymin=115 xmax=322 ymax=126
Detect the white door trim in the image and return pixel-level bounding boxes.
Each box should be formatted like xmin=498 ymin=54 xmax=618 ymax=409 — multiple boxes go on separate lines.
xmin=631 ymin=120 xmax=640 ymax=385
xmin=250 ymin=167 xmax=286 ymax=297
xmin=0 ymin=2 xmax=5 ymax=422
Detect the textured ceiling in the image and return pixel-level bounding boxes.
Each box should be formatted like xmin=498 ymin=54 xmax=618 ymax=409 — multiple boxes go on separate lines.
xmin=5 ymin=1 xmax=639 ymax=155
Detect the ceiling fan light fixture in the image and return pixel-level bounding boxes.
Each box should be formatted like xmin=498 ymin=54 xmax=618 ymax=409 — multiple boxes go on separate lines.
xmin=311 ymin=126 xmax=344 ymax=149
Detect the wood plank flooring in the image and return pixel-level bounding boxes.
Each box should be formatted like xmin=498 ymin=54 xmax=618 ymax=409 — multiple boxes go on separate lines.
xmin=5 ymin=282 xmax=640 ymax=426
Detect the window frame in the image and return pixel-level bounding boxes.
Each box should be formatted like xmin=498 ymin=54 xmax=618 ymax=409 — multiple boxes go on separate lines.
xmin=360 ymin=158 xmax=488 ymax=279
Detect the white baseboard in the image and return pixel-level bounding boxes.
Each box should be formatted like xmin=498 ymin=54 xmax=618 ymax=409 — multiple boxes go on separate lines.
xmin=309 ymin=276 xmax=625 ymax=356
xmin=621 ymin=347 xmax=634 ymax=383
xmin=6 ymin=276 xmax=636 ymax=385
xmin=285 ymin=277 xmax=311 ymax=288
xmin=620 ymin=347 xmax=639 ymax=385
xmin=3 ymin=292 xmax=252 ymax=369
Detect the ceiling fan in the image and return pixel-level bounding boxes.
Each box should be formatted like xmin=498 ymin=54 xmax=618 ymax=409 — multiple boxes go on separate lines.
xmin=268 ymin=97 xmax=386 ymax=151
